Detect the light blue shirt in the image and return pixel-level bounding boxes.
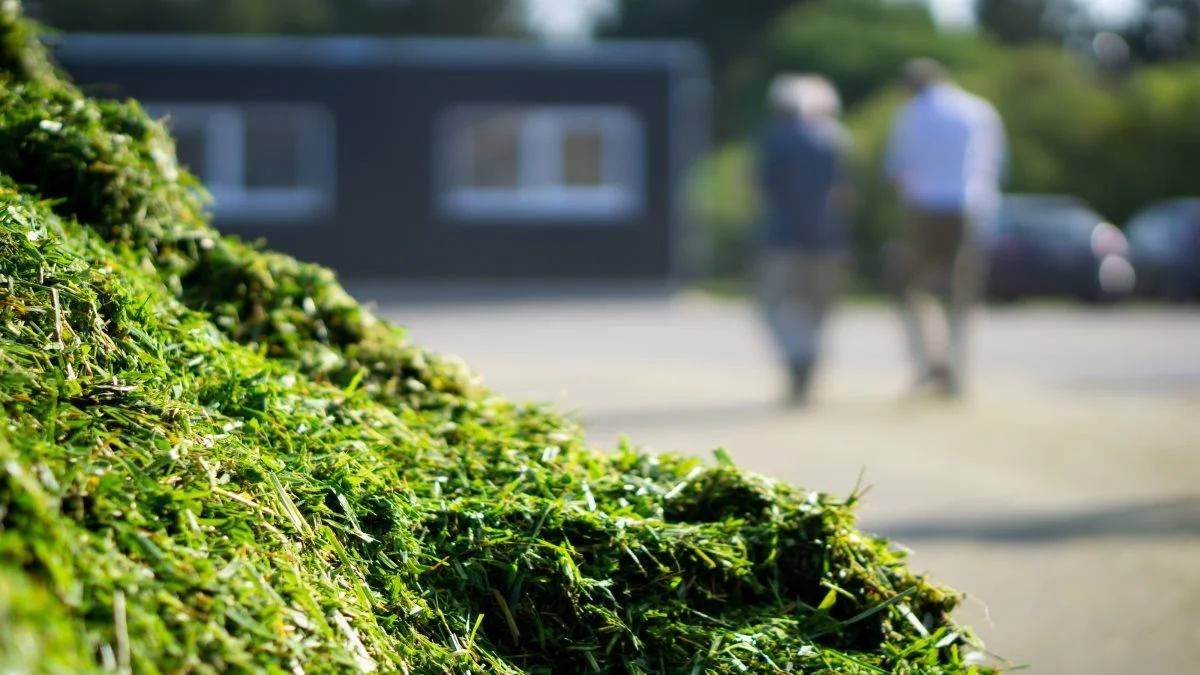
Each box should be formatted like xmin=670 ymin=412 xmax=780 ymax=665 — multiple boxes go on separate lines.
xmin=885 ymin=83 xmax=1008 ymax=226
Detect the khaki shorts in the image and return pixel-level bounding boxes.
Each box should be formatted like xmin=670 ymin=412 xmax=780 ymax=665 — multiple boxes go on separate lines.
xmin=886 ymin=210 xmax=985 ymax=304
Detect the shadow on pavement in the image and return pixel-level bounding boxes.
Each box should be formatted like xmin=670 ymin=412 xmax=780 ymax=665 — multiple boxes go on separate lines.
xmin=866 ymin=496 xmax=1200 ymax=543
xmin=581 ymin=394 xmax=968 ymax=432
xmin=582 ymin=400 xmax=790 ymax=431
xmin=1055 ymin=371 xmax=1200 ymax=399
xmin=345 ymin=281 xmax=677 ymax=309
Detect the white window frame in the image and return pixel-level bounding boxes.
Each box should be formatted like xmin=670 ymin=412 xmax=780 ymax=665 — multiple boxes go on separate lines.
xmin=436 ymin=104 xmax=645 ymax=224
xmin=144 ymin=102 xmax=337 ymax=223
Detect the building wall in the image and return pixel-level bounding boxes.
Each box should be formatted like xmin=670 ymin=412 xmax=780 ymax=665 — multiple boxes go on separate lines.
xmin=62 ymin=47 xmax=696 ymax=283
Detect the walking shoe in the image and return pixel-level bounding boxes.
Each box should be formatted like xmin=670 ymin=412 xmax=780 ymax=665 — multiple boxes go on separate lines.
xmin=910 ymin=363 xmax=956 ymax=398
xmin=786 ymin=359 xmax=815 ymax=406
xmin=926 ymin=363 xmax=962 ymax=399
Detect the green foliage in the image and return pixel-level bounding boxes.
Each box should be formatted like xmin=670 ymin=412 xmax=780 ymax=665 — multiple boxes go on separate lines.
xmin=0 ymin=561 xmax=99 ymax=673
xmin=1122 ymin=0 xmax=1200 ymax=63
xmin=0 ymin=2 xmax=1000 ymax=672
xmin=1094 ymin=63 xmax=1200 ymax=218
xmin=974 ymin=0 xmax=1082 ymax=46
xmin=762 ymin=0 xmax=995 ymax=114
xmin=686 ymin=142 xmax=757 ymax=278
xmin=598 ymin=0 xmax=804 ymax=139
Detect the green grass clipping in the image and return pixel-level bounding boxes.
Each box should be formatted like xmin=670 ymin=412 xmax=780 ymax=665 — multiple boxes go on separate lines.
xmin=0 ymin=3 xmax=1004 ymax=673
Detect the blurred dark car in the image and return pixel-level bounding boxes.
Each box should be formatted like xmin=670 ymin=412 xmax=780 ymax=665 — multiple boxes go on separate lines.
xmin=984 ymin=194 xmax=1135 ymax=303
xmin=1124 ymin=198 xmax=1200 ymax=303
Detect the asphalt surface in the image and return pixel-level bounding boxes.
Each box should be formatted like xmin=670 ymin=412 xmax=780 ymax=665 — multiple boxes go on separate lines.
xmin=372 ymin=293 xmax=1200 ymax=675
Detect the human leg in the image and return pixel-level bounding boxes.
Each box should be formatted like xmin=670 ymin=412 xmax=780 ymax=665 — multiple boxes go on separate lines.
xmin=755 ymin=251 xmax=819 ymax=403
xmin=887 ymin=227 xmax=932 ymax=384
xmin=944 ymin=230 xmax=985 ymax=395
xmin=808 ymin=252 xmax=846 ymax=346
xmin=754 ymin=252 xmax=791 ymax=356
xmin=923 ymin=214 xmax=969 ymax=396
xmin=786 ymin=252 xmax=846 ymax=402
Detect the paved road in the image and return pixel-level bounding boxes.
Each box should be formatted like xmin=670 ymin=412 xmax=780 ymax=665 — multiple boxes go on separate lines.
xmin=374 ymin=293 xmax=1200 ymax=675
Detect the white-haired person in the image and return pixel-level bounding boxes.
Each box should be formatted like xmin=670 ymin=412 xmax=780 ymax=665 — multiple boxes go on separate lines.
xmin=753 ymin=73 xmax=854 ymax=406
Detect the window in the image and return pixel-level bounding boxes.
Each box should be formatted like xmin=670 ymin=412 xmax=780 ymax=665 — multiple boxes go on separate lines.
xmin=145 ymin=102 xmax=336 ymax=223
xmin=436 ymin=105 xmax=644 ymax=223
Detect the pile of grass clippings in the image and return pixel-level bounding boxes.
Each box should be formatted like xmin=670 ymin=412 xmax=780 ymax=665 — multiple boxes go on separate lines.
xmin=0 ymin=3 xmax=1002 ymax=673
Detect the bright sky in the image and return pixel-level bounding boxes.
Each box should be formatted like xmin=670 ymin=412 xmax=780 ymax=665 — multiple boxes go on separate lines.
xmin=930 ymin=0 xmax=1142 ymax=27
xmin=525 ymin=0 xmax=1146 ymax=40
xmin=524 ymin=0 xmax=613 ymax=41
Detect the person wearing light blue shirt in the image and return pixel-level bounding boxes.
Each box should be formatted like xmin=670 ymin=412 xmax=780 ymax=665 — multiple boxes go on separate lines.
xmin=884 ymin=58 xmax=1008 ymax=397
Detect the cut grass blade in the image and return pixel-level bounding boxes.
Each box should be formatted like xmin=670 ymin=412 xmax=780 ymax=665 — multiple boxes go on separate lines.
xmin=0 ymin=2 xmax=1001 ymax=673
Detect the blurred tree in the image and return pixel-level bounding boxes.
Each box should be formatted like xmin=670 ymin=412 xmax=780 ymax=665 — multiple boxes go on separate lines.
xmin=595 ymin=0 xmax=802 ymax=71
xmin=760 ymin=0 xmax=995 ymax=119
xmin=595 ymin=0 xmax=811 ymax=140
xmin=974 ymin=0 xmax=1084 ymax=45
xmin=30 ymin=0 xmax=527 ymax=37
xmin=1099 ymin=63 xmax=1200 ymax=213
xmin=1122 ymin=0 xmax=1200 ymax=61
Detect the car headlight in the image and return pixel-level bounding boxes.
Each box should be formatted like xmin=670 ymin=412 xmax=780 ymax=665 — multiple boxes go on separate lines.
xmin=1091 ymin=222 xmax=1128 ymax=258
xmin=1098 ymin=254 xmax=1136 ymax=294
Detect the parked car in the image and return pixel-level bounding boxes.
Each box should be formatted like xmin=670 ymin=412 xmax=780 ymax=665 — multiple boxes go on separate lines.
xmin=983 ymin=194 xmax=1135 ymax=303
xmin=1124 ymin=198 xmax=1200 ymax=303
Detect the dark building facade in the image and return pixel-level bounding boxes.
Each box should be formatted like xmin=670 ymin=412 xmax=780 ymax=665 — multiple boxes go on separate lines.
xmin=52 ymin=34 xmax=712 ymax=285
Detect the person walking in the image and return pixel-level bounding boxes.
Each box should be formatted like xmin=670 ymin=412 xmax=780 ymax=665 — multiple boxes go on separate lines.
xmin=753 ymin=74 xmax=853 ymax=406
xmin=883 ymin=58 xmax=1007 ymax=398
